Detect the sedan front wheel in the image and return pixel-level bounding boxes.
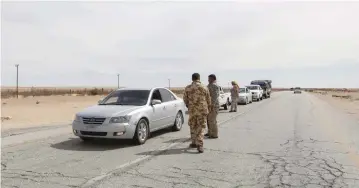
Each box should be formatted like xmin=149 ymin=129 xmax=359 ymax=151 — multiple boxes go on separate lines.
xmin=133 ymin=119 xmax=149 ymax=145
xmin=172 ymin=112 xmax=183 ymax=131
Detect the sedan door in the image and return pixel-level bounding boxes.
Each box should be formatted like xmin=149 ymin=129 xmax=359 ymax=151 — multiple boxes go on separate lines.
xmin=159 ymin=88 xmax=177 ymax=127
xmin=149 ymin=89 xmax=166 ymax=130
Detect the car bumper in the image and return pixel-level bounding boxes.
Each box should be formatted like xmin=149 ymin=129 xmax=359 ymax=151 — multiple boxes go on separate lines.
xmin=238 ymin=97 xmax=247 ymax=103
xmin=252 ymin=94 xmax=260 ymax=99
xmin=72 ymin=120 xmax=136 ymax=139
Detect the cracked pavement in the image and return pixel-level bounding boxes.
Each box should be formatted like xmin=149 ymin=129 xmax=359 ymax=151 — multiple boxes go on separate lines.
xmin=2 ymin=92 xmax=359 ymax=188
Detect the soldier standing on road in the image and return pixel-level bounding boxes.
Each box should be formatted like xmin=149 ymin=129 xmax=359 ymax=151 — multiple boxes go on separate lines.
xmin=230 ymin=81 xmax=240 ymax=112
xmin=205 ymin=74 xmax=219 ymax=139
xmin=183 ymin=73 xmax=211 ymax=153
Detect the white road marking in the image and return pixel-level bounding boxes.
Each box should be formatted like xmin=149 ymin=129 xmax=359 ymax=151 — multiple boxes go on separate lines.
xmin=80 ymin=109 xmax=254 ymax=188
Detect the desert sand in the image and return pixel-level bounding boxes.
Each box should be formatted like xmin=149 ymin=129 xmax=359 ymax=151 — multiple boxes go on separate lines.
xmin=1 ymin=93 xmax=184 ymax=131
xmin=1 ymin=91 xmax=357 ymax=131
xmin=1 ymin=95 xmax=104 ymax=130
xmin=312 ymin=91 xmax=359 ymax=120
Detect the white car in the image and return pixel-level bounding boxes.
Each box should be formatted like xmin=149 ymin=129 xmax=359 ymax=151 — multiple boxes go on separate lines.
xmin=218 ymin=86 xmax=231 ymax=110
xmin=246 ymin=85 xmax=263 ymax=101
xmin=237 ymin=87 xmax=253 ymax=105
xmin=72 ymin=87 xmax=187 ymax=145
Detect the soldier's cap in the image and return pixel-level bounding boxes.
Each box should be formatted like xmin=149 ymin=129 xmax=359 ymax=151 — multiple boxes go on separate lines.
xmin=231 ymin=81 xmax=238 ymax=85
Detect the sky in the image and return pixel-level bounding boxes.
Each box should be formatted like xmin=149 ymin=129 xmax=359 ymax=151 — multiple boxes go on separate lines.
xmin=1 ymin=1 xmax=359 ymax=88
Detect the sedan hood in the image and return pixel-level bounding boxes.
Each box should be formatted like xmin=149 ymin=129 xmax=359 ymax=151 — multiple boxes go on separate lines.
xmin=76 ymin=105 xmax=143 ymax=118
xmin=251 ymin=90 xmax=260 ymax=93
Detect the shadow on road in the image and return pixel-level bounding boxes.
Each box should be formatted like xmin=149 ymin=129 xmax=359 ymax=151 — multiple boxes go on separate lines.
xmin=136 ymin=147 xmax=199 ymax=156
xmin=50 ymin=127 xmax=176 ymax=151
xmin=162 ymin=138 xmax=189 ymax=144
xmin=50 ymin=138 xmax=134 ymax=151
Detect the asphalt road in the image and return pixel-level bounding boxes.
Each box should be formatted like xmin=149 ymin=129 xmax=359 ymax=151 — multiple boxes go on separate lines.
xmin=2 ymin=92 xmax=359 ymax=188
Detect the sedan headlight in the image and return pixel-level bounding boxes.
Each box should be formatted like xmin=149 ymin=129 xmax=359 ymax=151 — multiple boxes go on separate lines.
xmin=109 ymin=115 xmax=132 ymax=124
xmin=74 ymin=115 xmax=82 ymax=122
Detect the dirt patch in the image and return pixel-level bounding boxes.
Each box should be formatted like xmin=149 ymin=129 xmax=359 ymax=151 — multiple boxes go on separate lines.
xmin=1 ymin=95 xmax=103 ymax=130
xmin=312 ymin=91 xmax=359 ymax=120
xmin=1 ymin=93 xmax=185 ymax=131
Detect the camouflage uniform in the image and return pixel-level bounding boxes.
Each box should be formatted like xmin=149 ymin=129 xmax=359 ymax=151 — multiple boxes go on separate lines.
xmin=207 ymin=82 xmax=220 ymax=137
xmin=230 ymin=85 xmax=239 ymax=112
xmin=183 ymin=81 xmax=211 ymax=150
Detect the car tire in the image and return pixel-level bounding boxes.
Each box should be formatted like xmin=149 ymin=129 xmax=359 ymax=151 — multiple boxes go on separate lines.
xmin=79 ymin=136 xmax=94 ymax=142
xmin=133 ymin=118 xmax=149 ymax=145
xmin=224 ymin=98 xmax=230 ymax=110
xmin=172 ymin=112 xmax=183 ymax=131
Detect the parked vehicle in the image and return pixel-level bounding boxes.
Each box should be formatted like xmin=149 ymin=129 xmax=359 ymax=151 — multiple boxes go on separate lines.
xmin=246 ymin=85 xmax=263 ymax=101
xmin=72 ymin=87 xmax=186 ymax=145
xmin=294 ymin=87 xmax=302 ymax=94
xmin=237 ymin=87 xmax=253 ymax=105
xmin=218 ymin=86 xmax=231 ymax=110
xmin=250 ymin=80 xmax=272 ymax=98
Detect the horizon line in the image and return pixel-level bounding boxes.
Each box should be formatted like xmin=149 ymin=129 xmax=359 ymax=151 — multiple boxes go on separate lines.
xmin=1 ymin=86 xmax=359 ymax=89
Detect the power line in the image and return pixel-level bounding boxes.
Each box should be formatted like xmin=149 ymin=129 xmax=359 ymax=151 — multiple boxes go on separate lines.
xmin=15 ymin=64 xmax=19 ymax=99
xmin=117 ymin=74 xmax=120 ymax=88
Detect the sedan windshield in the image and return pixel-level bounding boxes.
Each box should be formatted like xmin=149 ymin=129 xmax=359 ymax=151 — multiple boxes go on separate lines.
xmin=239 ymin=88 xmax=246 ymax=93
xmin=246 ymin=86 xmax=258 ymax=90
xmin=100 ymin=90 xmax=150 ymax=106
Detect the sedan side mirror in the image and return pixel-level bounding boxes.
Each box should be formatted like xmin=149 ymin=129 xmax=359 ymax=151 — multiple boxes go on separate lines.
xmin=151 ymin=99 xmax=162 ymax=105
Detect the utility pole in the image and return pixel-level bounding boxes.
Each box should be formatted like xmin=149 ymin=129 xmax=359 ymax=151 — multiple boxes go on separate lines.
xmin=15 ymin=64 xmax=19 ymax=98
xmin=117 ymin=74 xmax=120 ymax=88
xmin=168 ymin=79 xmax=171 ymax=89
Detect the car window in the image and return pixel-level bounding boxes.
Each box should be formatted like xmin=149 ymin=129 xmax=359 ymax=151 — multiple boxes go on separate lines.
xmin=247 ymin=86 xmax=259 ymax=90
xmin=100 ymin=90 xmax=150 ymax=106
xmin=151 ymin=89 xmax=162 ymax=101
xmin=159 ymin=88 xmax=175 ymax=102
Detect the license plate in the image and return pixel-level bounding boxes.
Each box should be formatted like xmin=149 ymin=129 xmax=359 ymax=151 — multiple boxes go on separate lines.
xmin=86 ymin=124 xmax=97 ymax=129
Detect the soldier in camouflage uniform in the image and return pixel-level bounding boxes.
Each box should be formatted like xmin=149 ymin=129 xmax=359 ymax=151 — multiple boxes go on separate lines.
xmin=183 ymin=73 xmax=211 ymax=153
xmin=205 ymin=74 xmax=219 ymax=138
xmin=230 ymin=81 xmax=240 ymax=112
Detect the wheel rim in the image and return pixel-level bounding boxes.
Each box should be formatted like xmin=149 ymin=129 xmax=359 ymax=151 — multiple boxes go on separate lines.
xmin=176 ymin=113 xmax=182 ymax=129
xmin=138 ymin=121 xmax=147 ymax=142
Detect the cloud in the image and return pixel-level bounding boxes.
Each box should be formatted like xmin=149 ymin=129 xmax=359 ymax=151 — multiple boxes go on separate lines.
xmin=1 ymin=1 xmax=359 ymax=87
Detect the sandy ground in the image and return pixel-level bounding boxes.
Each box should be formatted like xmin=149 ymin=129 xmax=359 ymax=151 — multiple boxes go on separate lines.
xmin=1 ymin=94 xmax=184 ymax=131
xmin=312 ymin=91 xmax=359 ymax=120
xmin=1 ymin=91 xmax=357 ymax=131
xmin=1 ymin=95 xmax=103 ymax=131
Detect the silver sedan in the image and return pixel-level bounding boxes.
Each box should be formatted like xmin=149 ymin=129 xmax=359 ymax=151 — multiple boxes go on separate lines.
xmin=238 ymin=87 xmax=253 ymax=105
xmin=72 ymin=87 xmax=187 ymax=145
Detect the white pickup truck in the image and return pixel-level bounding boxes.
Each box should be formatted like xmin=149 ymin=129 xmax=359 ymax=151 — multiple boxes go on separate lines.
xmin=218 ymin=86 xmax=231 ymax=110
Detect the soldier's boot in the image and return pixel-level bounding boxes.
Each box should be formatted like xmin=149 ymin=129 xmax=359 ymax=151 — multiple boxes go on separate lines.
xmin=189 ymin=143 xmax=197 ymax=148
xmin=197 ymin=146 xmax=204 ymax=153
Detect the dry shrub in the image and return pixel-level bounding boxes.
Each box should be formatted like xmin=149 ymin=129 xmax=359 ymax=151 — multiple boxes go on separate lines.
xmin=1 ymin=87 xmax=115 ymax=98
